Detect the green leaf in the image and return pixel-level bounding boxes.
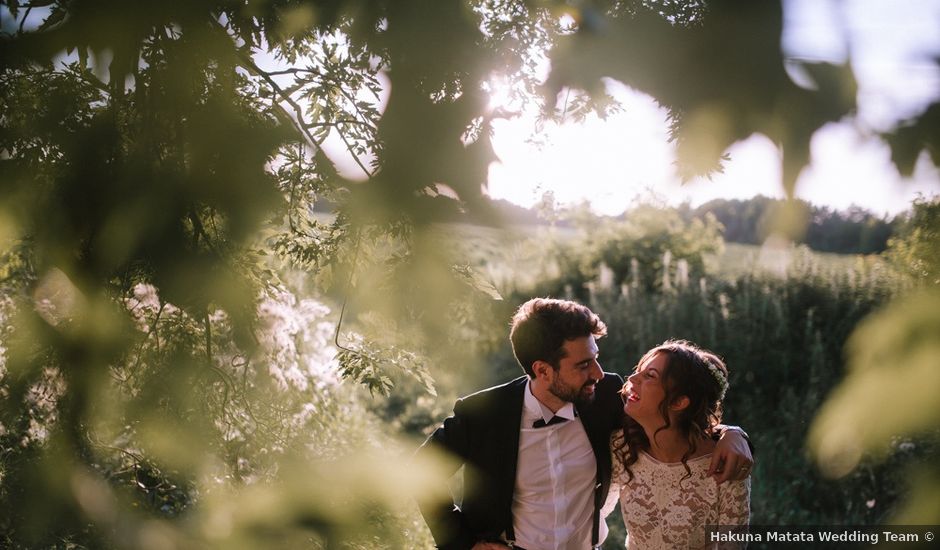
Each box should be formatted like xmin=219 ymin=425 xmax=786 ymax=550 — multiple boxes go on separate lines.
xmin=38 ymin=5 xmax=67 ymax=31
xmin=809 ymin=289 xmax=940 ymax=478
xmin=452 ymin=264 xmax=502 ymax=300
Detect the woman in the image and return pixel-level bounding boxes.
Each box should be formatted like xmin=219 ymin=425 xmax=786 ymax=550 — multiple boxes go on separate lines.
xmin=605 ymin=340 xmax=750 ymax=549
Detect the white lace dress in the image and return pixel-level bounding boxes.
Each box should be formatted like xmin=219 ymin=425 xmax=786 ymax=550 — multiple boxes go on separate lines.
xmin=605 ymin=432 xmax=750 ymax=549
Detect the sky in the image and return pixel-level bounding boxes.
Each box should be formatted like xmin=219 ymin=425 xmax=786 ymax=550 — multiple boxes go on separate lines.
xmin=484 ymin=0 xmax=940 ymax=217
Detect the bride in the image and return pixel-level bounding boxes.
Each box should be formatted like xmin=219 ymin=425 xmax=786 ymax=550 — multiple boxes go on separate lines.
xmin=605 ymin=340 xmax=750 ymax=549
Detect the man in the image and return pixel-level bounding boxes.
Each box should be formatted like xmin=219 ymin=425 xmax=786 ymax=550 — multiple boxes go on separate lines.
xmin=416 ymin=298 xmax=752 ymax=550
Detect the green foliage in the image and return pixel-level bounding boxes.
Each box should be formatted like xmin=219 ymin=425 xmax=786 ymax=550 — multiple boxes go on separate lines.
xmin=0 ymin=278 xmax=439 ymax=548
xmin=590 ymin=206 xmax=723 ymax=292
xmin=886 ymin=196 xmax=940 ymax=286
xmin=336 ymin=335 xmax=436 ymax=398
xmin=509 ymin=204 xmax=722 ymax=299
xmin=808 ymin=195 xmax=940 ymax=523
xmin=809 ymin=291 xmax=940 ymax=471
xmin=547 ymin=0 xmax=857 ymax=195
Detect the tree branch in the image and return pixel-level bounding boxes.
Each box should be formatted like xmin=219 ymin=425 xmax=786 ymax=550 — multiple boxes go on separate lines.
xmin=213 ymin=19 xmax=376 ymax=179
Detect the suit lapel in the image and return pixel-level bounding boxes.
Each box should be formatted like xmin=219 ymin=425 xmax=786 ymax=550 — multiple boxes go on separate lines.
xmin=498 ymin=377 xmax=527 ymax=502
xmin=577 ymin=400 xmax=609 ymax=467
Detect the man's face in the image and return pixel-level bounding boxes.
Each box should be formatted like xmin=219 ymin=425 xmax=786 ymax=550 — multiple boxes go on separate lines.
xmin=548 ymin=335 xmax=603 ymax=406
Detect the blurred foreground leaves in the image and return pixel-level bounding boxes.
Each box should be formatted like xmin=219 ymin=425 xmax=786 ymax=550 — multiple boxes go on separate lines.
xmin=809 ymin=291 xmax=940 ymax=511
xmin=810 ymin=198 xmax=940 ymax=523
xmin=547 ymin=0 xmax=856 ymax=195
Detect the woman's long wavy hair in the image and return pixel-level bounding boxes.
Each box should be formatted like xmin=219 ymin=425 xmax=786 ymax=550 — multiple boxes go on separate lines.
xmin=613 ymin=339 xmax=728 ymax=483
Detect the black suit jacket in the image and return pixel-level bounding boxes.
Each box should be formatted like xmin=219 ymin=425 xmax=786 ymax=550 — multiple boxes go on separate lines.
xmin=416 ymin=373 xmax=625 ymax=550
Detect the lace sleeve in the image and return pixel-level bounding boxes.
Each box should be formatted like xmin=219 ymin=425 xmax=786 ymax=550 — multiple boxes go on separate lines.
xmin=718 ymin=477 xmax=750 ymax=526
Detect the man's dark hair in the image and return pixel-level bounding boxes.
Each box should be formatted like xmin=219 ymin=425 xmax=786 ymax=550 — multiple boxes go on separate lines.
xmin=509 ymin=298 xmax=607 ymax=377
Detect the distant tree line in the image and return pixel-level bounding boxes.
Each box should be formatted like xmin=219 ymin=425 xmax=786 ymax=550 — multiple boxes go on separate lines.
xmin=682 ymin=196 xmax=901 ymax=254
xmin=346 ymin=192 xmax=905 ymax=255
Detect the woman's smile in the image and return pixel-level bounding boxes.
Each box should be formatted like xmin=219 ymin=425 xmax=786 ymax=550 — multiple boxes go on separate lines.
xmin=624 ymin=385 xmax=639 ymax=403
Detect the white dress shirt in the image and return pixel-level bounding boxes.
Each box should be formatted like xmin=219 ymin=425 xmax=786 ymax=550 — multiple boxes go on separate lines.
xmin=511 ymin=379 xmax=607 ymax=550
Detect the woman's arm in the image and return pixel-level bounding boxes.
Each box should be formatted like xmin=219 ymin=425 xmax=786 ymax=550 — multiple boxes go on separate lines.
xmin=715 ymin=476 xmax=750 ymax=549
xmin=718 ymin=477 xmax=750 ymax=526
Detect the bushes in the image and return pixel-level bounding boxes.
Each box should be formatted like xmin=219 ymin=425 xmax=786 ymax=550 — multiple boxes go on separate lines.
xmin=516 ymin=205 xmax=723 ymax=301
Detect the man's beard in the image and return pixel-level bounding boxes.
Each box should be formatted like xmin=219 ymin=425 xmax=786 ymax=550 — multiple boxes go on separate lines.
xmin=549 ymin=378 xmax=597 ymax=407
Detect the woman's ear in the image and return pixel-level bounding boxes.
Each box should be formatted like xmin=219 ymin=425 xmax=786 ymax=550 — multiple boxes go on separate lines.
xmin=670 ymin=395 xmax=690 ymax=412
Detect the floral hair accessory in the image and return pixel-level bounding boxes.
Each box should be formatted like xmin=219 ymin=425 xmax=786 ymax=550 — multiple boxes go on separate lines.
xmin=706 ymin=360 xmax=728 ymax=400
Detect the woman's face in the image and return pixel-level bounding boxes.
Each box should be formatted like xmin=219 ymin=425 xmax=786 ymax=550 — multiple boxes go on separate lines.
xmin=622 ymin=352 xmax=669 ymax=425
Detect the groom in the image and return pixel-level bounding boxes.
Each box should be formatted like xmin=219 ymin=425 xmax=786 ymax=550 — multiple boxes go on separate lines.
xmin=416 ymin=298 xmax=752 ymax=550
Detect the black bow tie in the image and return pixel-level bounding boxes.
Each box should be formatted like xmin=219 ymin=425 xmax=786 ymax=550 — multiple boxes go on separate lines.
xmin=533 ymin=416 xmax=569 ymax=429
